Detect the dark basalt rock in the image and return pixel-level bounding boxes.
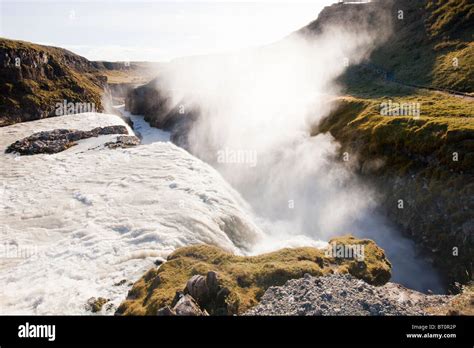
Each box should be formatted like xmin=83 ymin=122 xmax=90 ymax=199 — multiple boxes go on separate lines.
xmin=6 ymin=125 xmax=131 ymax=155
xmin=184 ymin=271 xmax=220 ymax=307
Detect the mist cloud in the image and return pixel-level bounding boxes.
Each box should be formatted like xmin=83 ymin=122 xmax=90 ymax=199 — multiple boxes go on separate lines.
xmin=149 ymin=6 xmax=444 ymax=292
xmin=156 ymin=20 xmax=384 ymax=240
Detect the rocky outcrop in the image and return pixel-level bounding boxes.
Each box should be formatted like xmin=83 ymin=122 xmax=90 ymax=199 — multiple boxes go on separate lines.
xmin=184 ymin=272 xmax=224 ymax=309
xmin=245 ymin=274 xmax=452 ymax=316
xmin=5 ymin=125 xmax=136 ymax=155
xmin=133 ymin=271 xmax=230 ymax=316
xmin=0 ymin=38 xmax=106 ymax=126
xmin=116 ymin=237 xmax=392 ymax=316
xmin=125 ymin=79 xmax=198 ymax=150
xmin=375 ymin=172 xmax=473 ymax=287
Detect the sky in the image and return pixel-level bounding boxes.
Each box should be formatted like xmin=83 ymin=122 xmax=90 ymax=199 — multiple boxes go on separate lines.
xmin=0 ymin=0 xmax=337 ymax=62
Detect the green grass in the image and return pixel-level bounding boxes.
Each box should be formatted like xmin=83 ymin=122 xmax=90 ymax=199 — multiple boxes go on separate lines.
xmin=314 ymin=91 xmax=474 ymax=174
xmin=426 ymin=0 xmax=474 ymax=40
xmin=326 ymin=0 xmax=474 ymax=94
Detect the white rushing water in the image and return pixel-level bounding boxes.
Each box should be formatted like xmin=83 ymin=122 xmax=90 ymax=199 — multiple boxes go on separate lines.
xmin=0 ymin=109 xmax=444 ymax=315
xmin=0 ymin=112 xmax=281 ymax=314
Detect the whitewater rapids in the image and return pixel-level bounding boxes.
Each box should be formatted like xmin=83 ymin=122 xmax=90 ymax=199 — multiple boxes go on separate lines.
xmin=0 ymin=112 xmax=278 ymax=314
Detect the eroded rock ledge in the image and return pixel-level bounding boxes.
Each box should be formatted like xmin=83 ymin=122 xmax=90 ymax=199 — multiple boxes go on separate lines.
xmin=116 ymin=236 xmax=392 ymax=316
xmin=5 ymin=125 xmax=139 ymax=155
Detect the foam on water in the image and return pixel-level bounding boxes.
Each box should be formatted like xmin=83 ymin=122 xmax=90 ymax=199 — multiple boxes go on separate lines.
xmin=0 ymin=113 xmax=269 ymax=314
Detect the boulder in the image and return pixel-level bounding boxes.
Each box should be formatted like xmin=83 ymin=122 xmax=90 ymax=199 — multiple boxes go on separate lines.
xmin=184 ymin=271 xmax=219 ymax=305
xmin=173 ymin=294 xmax=209 ymax=316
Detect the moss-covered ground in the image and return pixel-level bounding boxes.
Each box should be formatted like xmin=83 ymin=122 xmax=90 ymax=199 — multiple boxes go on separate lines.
xmin=117 ymin=236 xmax=391 ymax=315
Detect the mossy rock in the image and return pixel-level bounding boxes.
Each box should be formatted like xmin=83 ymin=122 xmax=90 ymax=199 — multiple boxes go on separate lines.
xmin=86 ymin=297 xmax=109 ymax=313
xmin=116 ymin=236 xmax=391 ymax=315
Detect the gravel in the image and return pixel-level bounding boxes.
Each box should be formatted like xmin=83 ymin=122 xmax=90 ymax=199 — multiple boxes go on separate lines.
xmin=245 ymin=274 xmax=451 ymax=316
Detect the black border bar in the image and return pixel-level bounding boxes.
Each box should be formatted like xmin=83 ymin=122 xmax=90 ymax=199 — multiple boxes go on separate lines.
xmin=0 ymin=315 xmax=472 ymax=346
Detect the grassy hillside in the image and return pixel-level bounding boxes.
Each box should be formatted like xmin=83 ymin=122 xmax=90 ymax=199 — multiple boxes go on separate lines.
xmin=369 ymin=0 xmax=473 ymax=93
xmin=305 ymin=0 xmax=473 ymax=286
xmin=0 ymin=38 xmax=106 ymax=126
xmin=304 ymin=0 xmax=474 ymax=94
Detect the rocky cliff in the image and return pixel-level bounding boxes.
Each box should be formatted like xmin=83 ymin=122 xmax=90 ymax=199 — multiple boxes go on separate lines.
xmin=0 ymin=38 xmax=106 ymax=126
xmin=125 ymin=78 xmax=198 ymax=150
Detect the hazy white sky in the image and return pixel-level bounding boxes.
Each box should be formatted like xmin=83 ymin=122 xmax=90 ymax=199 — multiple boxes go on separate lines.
xmin=0 ymin=0 xmax=336 ymax=61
